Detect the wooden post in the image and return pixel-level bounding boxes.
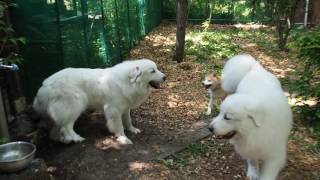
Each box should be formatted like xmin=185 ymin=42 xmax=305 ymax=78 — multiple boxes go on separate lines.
xmin=0 ymin=88 xmax=10 ymax=141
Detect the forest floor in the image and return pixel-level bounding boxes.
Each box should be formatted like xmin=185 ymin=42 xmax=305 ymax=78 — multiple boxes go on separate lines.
xmin=37 ymin=22 xmax=320 ymax=180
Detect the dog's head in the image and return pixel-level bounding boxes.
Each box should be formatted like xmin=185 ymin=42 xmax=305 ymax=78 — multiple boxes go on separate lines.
xmin=202 ymin=72 xmax=221 ymax=90
xmin=129 ymin=59 xmax=166 ymax=89
xmin=208 ymin=94 xmax=263 ymax=140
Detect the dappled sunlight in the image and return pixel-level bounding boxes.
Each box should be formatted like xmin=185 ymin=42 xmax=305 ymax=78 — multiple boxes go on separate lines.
xmin=95 ymin=138 xmax=122 ymax=150
xmin=167 ymin=94 xmax=181 ymax=108
xmin=288 ymin=96 xmax=318 ymax=107
xmin=234 ymin=23 xmax=270 ymax=30
xmin=146 ymin=34 xmax=175 ymax=47
xmin=234 ymin=34 xmax=296 ymax=79
xmin=128 ymin=161 xmax=153 ymax=172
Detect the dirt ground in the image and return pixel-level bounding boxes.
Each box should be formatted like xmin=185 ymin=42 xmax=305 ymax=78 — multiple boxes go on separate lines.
xmin=36 ymin=22 xmax=320 ymax=180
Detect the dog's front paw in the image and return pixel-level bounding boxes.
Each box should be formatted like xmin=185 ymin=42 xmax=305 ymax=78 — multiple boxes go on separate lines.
xmin=72 ymin=135 xmax=85 ymax=143
xmin=247 ymin=169 xmax=259 ymax=180
xmin=128 ymin=126 xmax=141 ymax=134
xmin=117 ymin=136 xmax=133 ymax=145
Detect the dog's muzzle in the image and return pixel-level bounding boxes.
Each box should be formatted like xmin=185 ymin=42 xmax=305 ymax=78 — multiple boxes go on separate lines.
xmin=149 ymin=76 xmax=166 ymax=89
xmin=216 ymin=131 xmax=237 ymax=139
xmin=202 ymin=82 xmax=212 ymax=90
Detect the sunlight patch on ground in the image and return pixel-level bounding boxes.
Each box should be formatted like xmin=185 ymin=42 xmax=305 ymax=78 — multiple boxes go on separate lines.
xmin=95 ymin=138 xmax=122 ymax=150
xmin=234 ymin=23 xmax=270 ymax=30
xmin=241 ymin=42 xmax=257 ymax=48
xmin=288 ymin=96 xmax=318 ymax=107
xmin=128 ymin=161 xmax=153 ymax=171
xmin=167 ymin=94 xmax=182 ymax=108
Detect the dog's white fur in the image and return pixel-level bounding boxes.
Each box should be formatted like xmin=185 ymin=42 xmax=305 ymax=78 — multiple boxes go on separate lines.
xmin=221 ymin=54 xmax=258 ymax=93
xmin=33 ymin=59 xmax=166 ymax=144
xmin=209 ymin=54 xmax=292 ymax=180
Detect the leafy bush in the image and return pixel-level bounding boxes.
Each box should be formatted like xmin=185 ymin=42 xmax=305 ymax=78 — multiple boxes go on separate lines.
xmin=291 ymin=26 xmax=320 ymax=99
xmin=0 ymin=2 xmax=25 ymax=64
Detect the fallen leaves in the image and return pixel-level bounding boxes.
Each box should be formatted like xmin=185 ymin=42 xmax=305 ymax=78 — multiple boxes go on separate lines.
xmin=126 ymin=22 xmax=320 ymax=179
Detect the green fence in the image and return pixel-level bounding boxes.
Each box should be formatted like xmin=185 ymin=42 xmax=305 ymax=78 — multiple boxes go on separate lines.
xmin=13 ymin=0 xmax=161 ymax=100
xmin=162 ymin=0 xmax=272 ymax=23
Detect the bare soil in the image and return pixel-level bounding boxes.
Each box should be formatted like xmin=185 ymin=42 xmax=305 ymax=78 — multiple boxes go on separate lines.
xmin=35 ymin=22 xmax=320 ymax=180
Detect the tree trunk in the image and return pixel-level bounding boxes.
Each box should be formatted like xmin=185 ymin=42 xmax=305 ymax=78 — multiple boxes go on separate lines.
xmin=208 ymin=0 xmax=213 ymax=24
xmin=274 ymin=0 xmax=298 ymax=50
xmin=251 ymin=0 xmax=256 ymax=22
xmin=173 ymin=0 xmax=189 ymax=63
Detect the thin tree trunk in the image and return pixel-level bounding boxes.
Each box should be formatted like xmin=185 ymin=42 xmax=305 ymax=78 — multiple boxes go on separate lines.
xmin=275 ymin=0 xmax=298 ymax=50
xmin=251 ymin=0 xmax=256 ymax=22
xmin=173 ymin=0 xmax=189 ymax=63
xmin=208 ymin=0 xmax=213 ymax=24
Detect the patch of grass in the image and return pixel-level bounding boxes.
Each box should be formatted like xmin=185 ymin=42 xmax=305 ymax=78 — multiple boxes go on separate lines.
xmin=306 ymin=143 xmax=320 ymax=154
xmin=210 ymin=142 xmax=225 ymax=157
xmin=289 ymin=134 xmax=304 ymax=143
xmin=162 ymin=155 xmax=190 ymax=169
xmin=187 ymin=142 xmax=209 ymax=156
xmin=185 ymin=30 xmax=240 ymax=64
xmin=162 ymin=158 xmax=175 ymax=169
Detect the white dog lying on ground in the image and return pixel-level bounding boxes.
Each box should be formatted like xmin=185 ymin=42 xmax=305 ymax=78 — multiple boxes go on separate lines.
xmin=208 ymin=54 xmax=292 ymax=180
xmin=33 ymin=59 xmax=166 ymax=145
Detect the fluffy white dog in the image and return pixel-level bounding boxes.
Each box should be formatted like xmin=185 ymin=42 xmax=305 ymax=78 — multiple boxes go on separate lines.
xmin=208 ymin=54 xmax=292 ymax=180
xmin=33 ymin=59 xmax=166 ymax=145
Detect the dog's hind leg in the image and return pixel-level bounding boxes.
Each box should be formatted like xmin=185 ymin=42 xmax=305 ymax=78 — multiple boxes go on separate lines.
xmin=247 ymin=159 xmax=260 ymax=180
xmin=48 ymin=99 xmax=85 ymax=143
xmin=122 ymin=109 xmax=141 ymax=134
xmin=104 ymin=105 xmax=133 ymax=145
xmin=60 ymin=122 xmax=85 ymax=143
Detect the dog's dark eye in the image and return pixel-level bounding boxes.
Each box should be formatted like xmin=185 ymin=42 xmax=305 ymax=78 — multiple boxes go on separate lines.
xmin=224 ymin=114 xmax=231 ymax=120
xmin=151 ymin=69 xmax=156 ymax=73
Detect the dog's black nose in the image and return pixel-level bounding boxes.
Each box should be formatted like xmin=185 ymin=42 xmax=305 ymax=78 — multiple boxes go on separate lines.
xmin=163 ymin=76 xmax=167 ymax=81
xmin=208 ymin=126 xmax=214 ymax=133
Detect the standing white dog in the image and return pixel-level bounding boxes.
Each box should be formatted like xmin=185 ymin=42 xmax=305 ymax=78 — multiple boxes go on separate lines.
xmin=33 ymin=59 xmax=166 ymax=145
xmin=208 ymin=54 xmax=292 ymax=180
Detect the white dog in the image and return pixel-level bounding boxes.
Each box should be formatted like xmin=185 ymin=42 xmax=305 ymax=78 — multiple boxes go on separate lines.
xmin=33 ymin=59 xmax=166 ymax=145
xmin=208 ymin=54 xmax=292 ymax=180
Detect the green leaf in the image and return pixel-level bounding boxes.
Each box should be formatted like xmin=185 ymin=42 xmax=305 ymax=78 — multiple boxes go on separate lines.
xmin=17 ymin=37 xmax=26 ymax=44
xmin=8 ymin=38 xmax=18 ymax=46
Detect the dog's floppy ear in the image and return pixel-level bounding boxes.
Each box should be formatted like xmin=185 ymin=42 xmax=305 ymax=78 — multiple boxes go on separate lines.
xmin=247 ymin=114 xmax=261 ymax=127
xmin=245 ymin=100 xmax=263 ymax=128
xmin=129 ymin=66 xmax=142 ymax=83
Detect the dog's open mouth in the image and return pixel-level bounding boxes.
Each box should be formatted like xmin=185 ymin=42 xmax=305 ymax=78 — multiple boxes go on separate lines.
xmin=204 ymin=84 xmax=212 ymax=89
xmin=217 ymin=131 xmax=237 ymax=139
xmin=149 ymin=81 xmax=161 ymax=89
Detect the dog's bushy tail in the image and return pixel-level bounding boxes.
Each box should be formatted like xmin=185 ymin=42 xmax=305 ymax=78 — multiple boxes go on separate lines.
xmin=33 ymin=86 xmax=50 ymax=116
xmin=222 ymin=54 xmax=258 ymax=93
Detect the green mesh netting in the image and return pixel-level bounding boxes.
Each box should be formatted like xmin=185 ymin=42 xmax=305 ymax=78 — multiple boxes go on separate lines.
xmin=13 ymin=0 xmax=161 ymax=99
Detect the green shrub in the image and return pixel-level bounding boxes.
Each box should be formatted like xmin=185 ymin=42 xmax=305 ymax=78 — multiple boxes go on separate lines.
xmin=291 ymin=26 xmax=320 ymax=99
